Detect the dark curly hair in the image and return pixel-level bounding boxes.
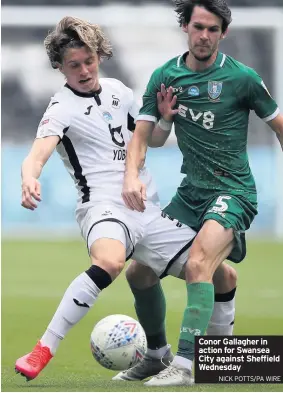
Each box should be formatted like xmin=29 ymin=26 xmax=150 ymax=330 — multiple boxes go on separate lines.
xmin=173 ymin=0 xmax=232 ymax=33
xmin=44 ymin=16 xmax=113 ymax=69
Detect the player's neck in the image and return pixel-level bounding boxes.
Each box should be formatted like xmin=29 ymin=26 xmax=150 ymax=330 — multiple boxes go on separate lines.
xmin=186 ymin=51 xmax=218 ymax=72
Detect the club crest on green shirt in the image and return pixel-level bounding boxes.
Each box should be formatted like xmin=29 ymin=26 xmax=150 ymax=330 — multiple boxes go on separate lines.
xmin=208 ymin=81 xmax=223 ymax=101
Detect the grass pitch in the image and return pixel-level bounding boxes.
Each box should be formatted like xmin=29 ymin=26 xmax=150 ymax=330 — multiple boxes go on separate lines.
xmin=2 ymin=239 xmax=283 ymax=392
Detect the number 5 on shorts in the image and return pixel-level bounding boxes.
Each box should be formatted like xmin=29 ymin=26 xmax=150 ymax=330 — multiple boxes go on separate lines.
xmin=212 ymin=196 xmax=232 ymax=213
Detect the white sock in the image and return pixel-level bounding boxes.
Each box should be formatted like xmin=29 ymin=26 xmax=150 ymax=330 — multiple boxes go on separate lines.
xmin=41 ymin=330 xmax=64 ymax=355
xmin=207 ymin=297 xmax=235 ymax=336
xmin=40 ymin=272 xmax=100 ymax=355
xmin=172 ymin=355 xmax=193 ymax=371
xmin=146 ymin=344 xmax=170 ymax=359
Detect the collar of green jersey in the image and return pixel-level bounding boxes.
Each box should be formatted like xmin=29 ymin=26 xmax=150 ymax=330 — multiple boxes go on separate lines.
xmin=180 ymin=51 xmax=225 ymax=74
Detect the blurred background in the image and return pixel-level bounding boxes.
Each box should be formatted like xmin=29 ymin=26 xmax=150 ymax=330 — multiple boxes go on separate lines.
xmin=2 ymin=0 xmax=283 ymax=239
xmin=2 ymin=2 xmax=283 ymax=391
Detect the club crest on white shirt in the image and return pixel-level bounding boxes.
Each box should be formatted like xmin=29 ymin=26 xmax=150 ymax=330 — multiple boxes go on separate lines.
xmin=112 ymin=95 xmax=121 ymax=109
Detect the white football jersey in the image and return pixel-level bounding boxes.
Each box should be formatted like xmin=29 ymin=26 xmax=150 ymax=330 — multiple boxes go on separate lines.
xmin=36 ymin=78 xmax=159 ymax=207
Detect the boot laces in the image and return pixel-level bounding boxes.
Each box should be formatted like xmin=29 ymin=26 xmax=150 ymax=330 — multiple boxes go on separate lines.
xmin=26 ymin=344 xmax=49 ymax=367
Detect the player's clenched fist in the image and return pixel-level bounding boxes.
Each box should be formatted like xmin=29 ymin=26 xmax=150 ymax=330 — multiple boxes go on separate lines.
xmin=21 ymin=177 xmax=41 ymax=210
xmin=122 ymin=176 xmax=147 ymax=212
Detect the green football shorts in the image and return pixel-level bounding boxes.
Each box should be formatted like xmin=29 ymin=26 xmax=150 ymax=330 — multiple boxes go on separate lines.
xmin=163 ymin=192 xmax=258 ymax=263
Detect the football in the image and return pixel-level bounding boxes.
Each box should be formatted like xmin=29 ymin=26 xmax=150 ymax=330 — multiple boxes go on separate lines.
xmin=90 ymin=314 xmax=147 ymax=370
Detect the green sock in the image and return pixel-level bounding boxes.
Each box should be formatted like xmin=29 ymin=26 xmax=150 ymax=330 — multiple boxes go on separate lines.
xmin=130 ymin=282 xmax=167 ymax=349
xmin=177 ymin=282 xmax=214 ymax=361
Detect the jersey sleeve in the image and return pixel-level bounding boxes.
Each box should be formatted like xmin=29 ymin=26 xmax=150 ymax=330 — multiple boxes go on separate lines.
xmin=36 ymin=97 xmax=71 ymax=140
xmin=127 ymin=89 xmax=140 ymax=132
xmin=246 ymin=69 xmax=279 ymax=122
xmin=137 ymin=67 xmax=163 ymax=123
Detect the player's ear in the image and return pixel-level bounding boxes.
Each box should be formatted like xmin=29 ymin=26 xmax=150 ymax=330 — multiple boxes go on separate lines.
xmin=182 ymin=23 xmax=188 ymax=33
xmin=221 ymin=28 xmax=228 ymax=40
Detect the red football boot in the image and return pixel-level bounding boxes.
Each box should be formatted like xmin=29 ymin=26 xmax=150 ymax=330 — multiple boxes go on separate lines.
xmin=15 ymin=341 xmax=53 ymax=381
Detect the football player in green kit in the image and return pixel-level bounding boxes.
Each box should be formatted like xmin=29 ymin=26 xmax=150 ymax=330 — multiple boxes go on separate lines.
xmin=119 ymin=0 xmax=283 ymax=387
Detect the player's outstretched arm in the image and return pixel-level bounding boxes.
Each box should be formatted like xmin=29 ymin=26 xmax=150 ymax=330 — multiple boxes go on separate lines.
xmin=21 ymin=136 xmax=59 ymax=210
xmin=122 ymin=120 xmax=154 ymax=212
xmin=267 ymin=113 xmax=283 ymax=151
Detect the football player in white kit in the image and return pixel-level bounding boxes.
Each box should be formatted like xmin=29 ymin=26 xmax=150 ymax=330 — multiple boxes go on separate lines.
xmin=15 ymin=16 xmax=237 ymax=382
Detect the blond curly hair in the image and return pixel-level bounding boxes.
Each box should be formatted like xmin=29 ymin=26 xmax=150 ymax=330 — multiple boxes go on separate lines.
xmin=44 ymin=16 xmax=113 ymax=68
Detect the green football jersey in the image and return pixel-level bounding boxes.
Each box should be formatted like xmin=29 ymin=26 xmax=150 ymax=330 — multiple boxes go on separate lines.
xmin=138 ymin=51 xmax=279 ymax=200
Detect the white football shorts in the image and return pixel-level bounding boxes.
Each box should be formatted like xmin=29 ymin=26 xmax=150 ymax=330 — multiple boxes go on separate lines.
xmin=75 ymin=202 xmax=196 ymax=278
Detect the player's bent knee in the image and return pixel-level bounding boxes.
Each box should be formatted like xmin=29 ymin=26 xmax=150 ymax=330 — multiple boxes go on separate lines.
xmin=126 ymin=260 xmax=159 ymax=289
xmin=90 ymin=255 xmax=125 ymax=280
xmin=213 ymin=263 xmax=237 ymax=293
xmin=90 ymin=238 xmax=126 ymax=280
xmin=225 ymin=264 xmax=237 ymax=288
xmin=125 ymin=260 xmax=140 ymax=284
xmin=186 ymin=256 xmax=212 ymax=282
xmin=186 ymin=245 xmax=215 ymax=282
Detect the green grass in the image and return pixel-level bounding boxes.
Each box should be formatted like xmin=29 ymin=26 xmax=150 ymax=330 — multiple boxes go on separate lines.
xmin=2 ymin=239 xmax=283 ymax=392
